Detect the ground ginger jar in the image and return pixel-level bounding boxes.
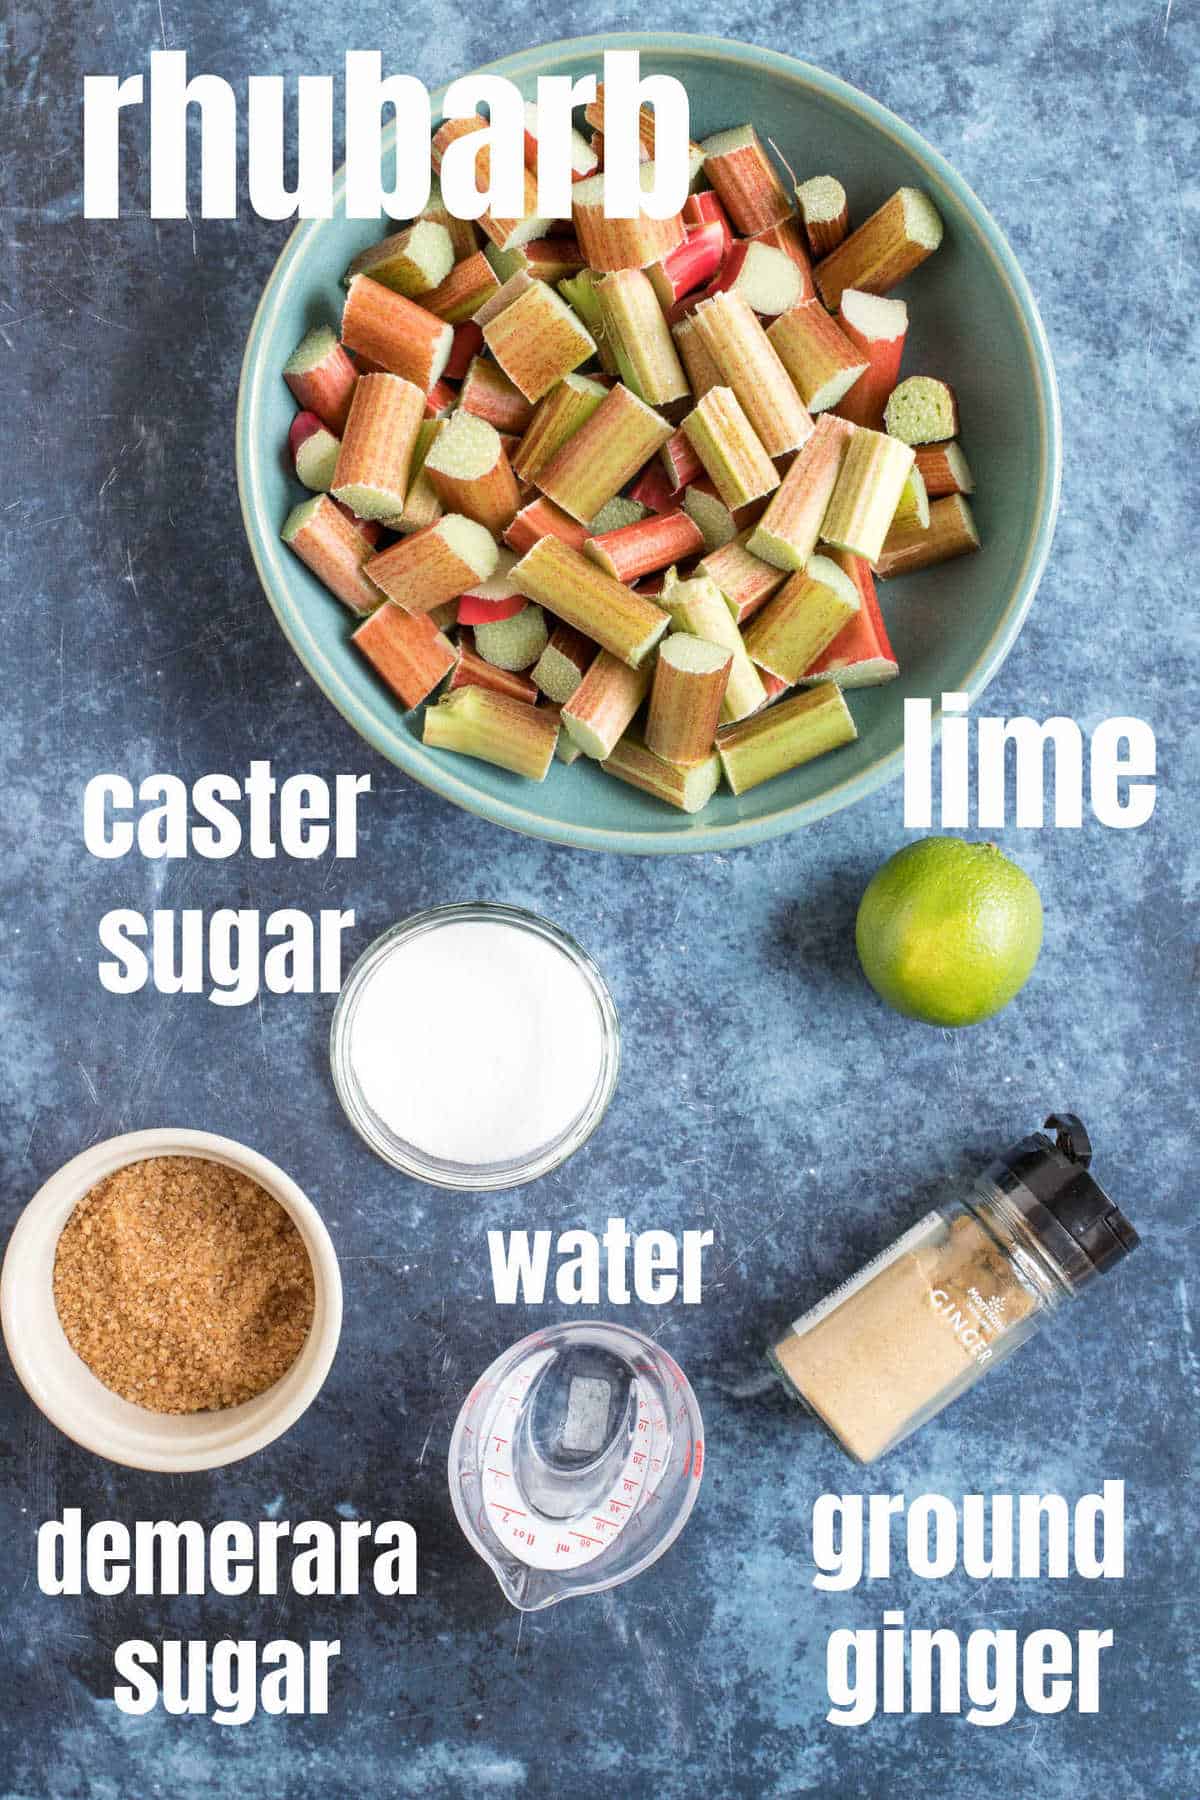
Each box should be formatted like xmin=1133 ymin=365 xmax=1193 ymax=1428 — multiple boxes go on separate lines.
xmin=768 ymin=1115 xmax=1140 ymax=1464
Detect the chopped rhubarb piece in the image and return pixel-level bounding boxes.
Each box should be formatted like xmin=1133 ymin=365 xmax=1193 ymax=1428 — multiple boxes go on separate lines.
xmin=353 ymin=603 xmax=456 ymax=708
xmin=456 ymin=593 xmax=527 ymax=626
xmin=820 ymin=426 xmax=915 ymax=564
xmin=474 ymin=602 xmax=549 ymax=672
xmin=743 ymin=553 xmax=862 ymax=686
xmin=331 ymin=372 xmax=425 ymax=520
xmin=511 ymin=536 xmax=670 ymax=669
xmin=423 ymin=409 xmax=521 ymax=535
xmin=561 ymin=654 xmax=652 ymax=760
xmin=503 ymin=495 xmax=590 ymax=556
xmin=424 ymin=378 xmax=457 ymax=418
xmin=571 ymin=167 xmax=687 ymax=272
xmin=795 ymin=176 xmax=849 ymax=257
xmin=289 ymin=411 xmax=340 ymax=492
xmin=536 ymin=384 xmax=673 ymax=525
xmin=647 ymin=220 xmax=727 ymax=311
xmin=342 ymin=274 xmax=453 ymax=392
xmin=424 ymin=684 xmax=559 ymax=781
xmin=583 ymin=509 xmax=705 ymax=584
xmin=629 ymin=458 xmax=678 ymax=515
xmin=522 ymin=100 xmax=600 ymax=182
xmin=833 ymin=290 xmax=908 ymax=431
xmin=646 ymin=632 xmax=733 ymax=767
xmin=596 ymin=269 xmax=689 ymax=405
xmin=681 ymin=385 xmax=780 ymax=511
xmin=757 ymin=669 xmax=792 ymax=705
xmin=799 ymin=550 xmax=898 ymax=688
xmin=814 ymin=188 xmax=943 ymax=311
xmin=367 ymin=513 xmax=498 ymax=612
xmin=873 ymin=494 xmax=980 ymax=578
xmin=659 ymin=427 xmax=705 ymax=493
xmin=716 ymin=683 xmax=856 ymax=794
xmin=283 ymin=494 xmax=381 ymax=615
xmin=330 ymin=497 xmax=382 ymax=546
xmin=456 ymin=549 xmax=525 ymax=624
xmin=345 ymin=220 xmax=454 ymax=298
xmin=683 ymin=190 xmax=733 ymax=259
xmin=914 ymin=440 xmax=975 ymax=498
xmin=532 ymin=622 xmax=596 ymax=703
xmin=283 ymin=325 xmax=358 ymax=435
xmin=450 ymin=637 xmax=540 ymax=704
xmin=884 ymin=376 xmax=959 ymax=445
xmin=601 ymin=735 xmax=723 ymax=814
xmin=700 ymin=125 xmax=793 ymax=235
xmin=767 ymin=300 xmax=869 ymax=412
xmin=445 ymin=319 xmax=484 ymax=381
xmin=751 ymin=219 xmax=816 ymax=296
xmin=703 ymin=240 xmax=805 ymax=316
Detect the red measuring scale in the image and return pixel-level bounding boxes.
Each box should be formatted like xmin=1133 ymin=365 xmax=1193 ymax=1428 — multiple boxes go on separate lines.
xmin=449 ymin=1323 xmax=705 ymax=1610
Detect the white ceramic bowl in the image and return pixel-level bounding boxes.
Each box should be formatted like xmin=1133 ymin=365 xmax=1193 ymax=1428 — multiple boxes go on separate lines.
xmin=1 ymin=1128 xmax=342 ymax=1471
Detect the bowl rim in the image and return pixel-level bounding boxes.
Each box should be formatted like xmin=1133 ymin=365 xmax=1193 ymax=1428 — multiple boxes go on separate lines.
xmin=0 ymin=1128 xmax=343 ymax=1471
xmin=237 ymin=30 xmax=1062 ymax=856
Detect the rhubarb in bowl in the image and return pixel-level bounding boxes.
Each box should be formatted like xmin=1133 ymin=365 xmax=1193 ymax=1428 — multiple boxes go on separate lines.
xmin=237 ymin=32 xmax=1060 ymax=854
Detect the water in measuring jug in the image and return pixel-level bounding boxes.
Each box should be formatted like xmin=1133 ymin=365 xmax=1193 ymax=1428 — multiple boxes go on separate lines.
xmin=448 ymin=1322 xmax=705 ymax=1610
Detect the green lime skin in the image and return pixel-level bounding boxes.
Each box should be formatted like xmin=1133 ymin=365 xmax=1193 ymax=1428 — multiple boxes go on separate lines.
xmin=855 ymin=837 xmax=1043 ymax=1027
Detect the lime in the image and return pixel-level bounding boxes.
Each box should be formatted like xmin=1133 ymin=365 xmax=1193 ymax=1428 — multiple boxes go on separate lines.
xmin=855 ymin=837 xmax=1043 ymax=1027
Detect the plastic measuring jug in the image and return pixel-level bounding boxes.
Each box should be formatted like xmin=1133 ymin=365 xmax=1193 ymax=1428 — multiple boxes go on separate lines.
xmin=448 ymin=1321 xmax=705 ymax=1611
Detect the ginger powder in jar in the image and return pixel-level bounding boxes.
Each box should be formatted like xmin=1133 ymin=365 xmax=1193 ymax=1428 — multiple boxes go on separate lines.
xmin=53 ymin=1155 xmax=315 ymax=1414
xmin=769 ymin=1114 xmax=1141 ymax=1463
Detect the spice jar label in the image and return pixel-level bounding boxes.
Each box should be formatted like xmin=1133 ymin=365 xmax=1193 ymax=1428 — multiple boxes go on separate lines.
xmin=785 ymin=1211 xmax=943 ymax=1339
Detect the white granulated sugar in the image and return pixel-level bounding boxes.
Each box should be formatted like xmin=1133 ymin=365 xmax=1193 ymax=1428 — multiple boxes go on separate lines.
xmin=350 ymin=919 xmax=605 ymax=1167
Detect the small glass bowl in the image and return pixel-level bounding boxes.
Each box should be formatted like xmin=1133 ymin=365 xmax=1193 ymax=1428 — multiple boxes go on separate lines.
xmin=329 ymin=902 xmax=621 ymax=1191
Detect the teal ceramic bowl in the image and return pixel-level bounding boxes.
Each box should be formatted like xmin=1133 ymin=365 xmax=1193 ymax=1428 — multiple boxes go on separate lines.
xmin=237 ymin=32 xmax=1060 ymax=855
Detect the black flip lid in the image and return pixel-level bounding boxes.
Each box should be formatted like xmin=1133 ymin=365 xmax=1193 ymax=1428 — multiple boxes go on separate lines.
xmin=989 ymin=1113 xmax=1140 ymax=1278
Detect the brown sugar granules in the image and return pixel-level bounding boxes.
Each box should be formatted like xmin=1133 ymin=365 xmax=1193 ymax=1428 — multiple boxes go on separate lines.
xmin=53 ymin=1155 xmax=315 ymax=1414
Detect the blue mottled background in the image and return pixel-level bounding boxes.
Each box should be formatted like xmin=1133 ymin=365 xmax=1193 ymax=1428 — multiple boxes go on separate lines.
xmin=1 ymin=1 xmax=1197 ymax=1795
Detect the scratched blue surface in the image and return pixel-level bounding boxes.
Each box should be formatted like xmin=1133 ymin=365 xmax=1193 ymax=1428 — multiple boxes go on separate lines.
xmin=1 ymin=2 xmax=1198 ymax=1795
